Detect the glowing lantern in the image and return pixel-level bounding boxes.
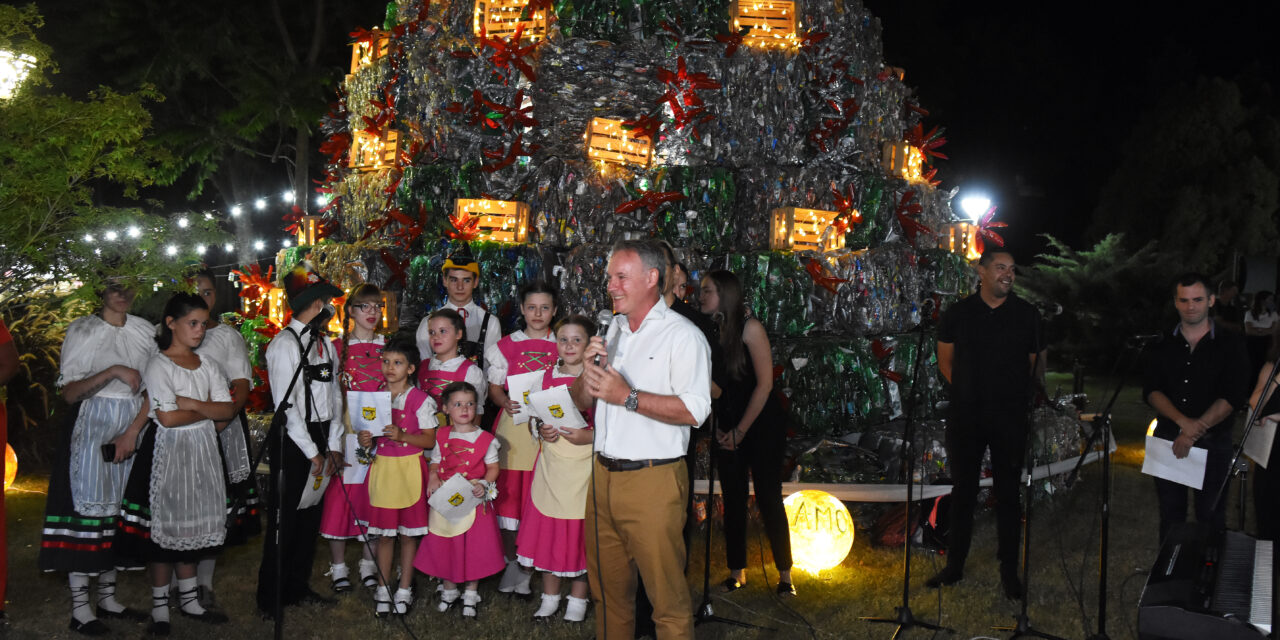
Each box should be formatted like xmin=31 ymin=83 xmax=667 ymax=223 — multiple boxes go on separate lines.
xmin=937 ymin=222 xmax=980 ymax=261
xmin=296 ymin=216 xmax=324 ymax=247
xmin=454 ymin=198 xmax=530 ymax=244
xmin=474 ymin=0 xmax=549 ymax=42
xmin=731 ymin=1 xmax=799 ymax=49
xmin=585 ymin=117 xmax=653 ymax=168
xmin=265 ymin=287 xmax=289 ymax=327
xmin=349 ymin=128 xmax=400 ymax=171
xmin=784 ymin=489 xmax=854 ymax=573
xmin=882 ymin=140 xmax=924 ymax=183
xmin=4 ymin=443 xmax=16 ymax=490
xmin=770 ymin=207 xmax=846 ymax=253
xmin=349 ymin=28 xmax=392 ymax=74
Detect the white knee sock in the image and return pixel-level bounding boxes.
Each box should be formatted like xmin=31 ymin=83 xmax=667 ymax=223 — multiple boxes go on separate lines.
xmin=151 ymin=585 xmax=170 ymax=623
xmin=70 ymin=573 xmax=96 ymax=624
xmin=196 ymin=558 xmax=216 ymax=590
xmin=96 ymin=569 xmax=126 ymax=613
xmin=176 ymin=577 xmax=206 ymax=615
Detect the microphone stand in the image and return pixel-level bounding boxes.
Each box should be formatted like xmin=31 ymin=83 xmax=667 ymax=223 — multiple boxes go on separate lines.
xmin=236 ymin=323 xmax=319 ymax=640
xmin=861 ymin=319 xmax=949 ymax=638
xmin=994 ymin=344 xmax=1066 ymax=640
xmin=1064 ymin=338 xmax=1150 ymax=640
xmin=694 ymin=411 xmax=774 ymax=632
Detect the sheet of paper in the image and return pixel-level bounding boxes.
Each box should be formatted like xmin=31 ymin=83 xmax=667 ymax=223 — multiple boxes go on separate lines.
xmin=1141 ymin=435 xmax=1208 ymax=489
xmin=1243 ymin=414 xmax=1279 ymax=469
xmin=505 ymin=370 xmax=545 ymax=424
xmin=527 ymin=385 xmax=588 ymax=432
xmin=342 ymin=432 xmax=371 ymax=485
xmin=347 ymin=390 xmax=393 ymax=435
xmin=298 ymin=470 xmax=331 ymax=509
xmin=427 ymin=473 xmax=481 ymax=522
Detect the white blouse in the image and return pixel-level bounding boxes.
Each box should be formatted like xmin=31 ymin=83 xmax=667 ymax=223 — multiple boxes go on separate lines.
xmin=57 ymin=314 xmax=158 ymax=399
xmin=144 ymin=354 xmax=232 ymax=426
xmin=429 ymin=427 xmax=500 ymax=464
xmin=429 ymin=355 xmax=489 ymax=407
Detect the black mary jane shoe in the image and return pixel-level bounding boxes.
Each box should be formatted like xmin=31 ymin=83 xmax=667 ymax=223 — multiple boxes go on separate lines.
xmin=146 ymin=619 xmax=171 ymax=637
xmin=776 ymin=581 xmax=797 ymax=597
xmin=98 ymin=606 xmax=150 ymax=622
xmin=68 ymin=618 xmax=110 ymax=636
xmin=719 ymin=576 xmax=746 ymax=593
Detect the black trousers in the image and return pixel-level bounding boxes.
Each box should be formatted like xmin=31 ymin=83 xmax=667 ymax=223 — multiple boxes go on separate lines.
xmin=717 ymin=426 xmax=792 ymax=572
xmin=1153 ymin=434 xmax=1231 ymax=543
xmin=256 ymin=421 xmax=326 ymax=611
xmin=943 ymin=409 xmax=1027 ymax=571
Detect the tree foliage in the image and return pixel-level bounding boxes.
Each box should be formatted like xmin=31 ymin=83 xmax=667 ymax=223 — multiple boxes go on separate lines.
xmin=0 ymin=5 xmax=228 ymax=307
xmin=1018 ymin=233 xmax=1172 ymax=369
xmin=1089 ymin=76 xmax=1280 ymax=274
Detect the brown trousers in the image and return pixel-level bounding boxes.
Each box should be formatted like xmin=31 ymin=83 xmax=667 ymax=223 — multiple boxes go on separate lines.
xmin=585 ymin=458 xmax=692 ymax=640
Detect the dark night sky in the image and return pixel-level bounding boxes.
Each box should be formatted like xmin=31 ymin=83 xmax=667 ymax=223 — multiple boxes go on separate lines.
xmin=32 ymin=1 xmax=1280 ymax=262
xmin=864 ymin=0 xmax=1280 ymax=260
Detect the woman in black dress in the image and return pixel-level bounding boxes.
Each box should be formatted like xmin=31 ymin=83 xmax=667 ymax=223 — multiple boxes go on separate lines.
xmin=701 ymin=270 xmax=794 ymax=596
xmin=1248 ymin=341 xmax=1280 ymax=540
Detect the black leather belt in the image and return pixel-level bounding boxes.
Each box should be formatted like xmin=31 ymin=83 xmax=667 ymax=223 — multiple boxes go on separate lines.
xmin=595 ymin=454 xmax=682 ymax=472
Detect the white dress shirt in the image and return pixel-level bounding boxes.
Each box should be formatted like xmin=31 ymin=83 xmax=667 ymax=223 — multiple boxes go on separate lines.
xmin=266 ymin=319 xmax=343 ymax=459
xmin=594 ymin=298 xmax=712 ymax=460
xmin=415 ymin=299 xmax=502 ymax=362
xmin=57 ymin=314 xmax=158 ymax=399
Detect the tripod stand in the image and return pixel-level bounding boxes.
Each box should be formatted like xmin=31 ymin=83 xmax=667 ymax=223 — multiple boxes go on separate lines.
xmin=694 ymin=414 xmax=773 ymax=632
xmin=1065 ymin=339 xmax=1148 ymax=640
xmin=861 ymin=321 xmax=949 ymax=638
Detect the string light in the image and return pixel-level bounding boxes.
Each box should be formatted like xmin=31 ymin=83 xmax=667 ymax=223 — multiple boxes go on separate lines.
xmin=254 ymin=198 xmax=267 ymax=210
xmin=127 ymin=226 xmax=141 ymax=238
xmin=230 ymin=205 xmax=243 ymax=217
xmin=253 ymin=240 xmax=265 ymax=251
xmin=314 ymin=195 xmax=329 ymax=208
xmin=224 ymin=243 xmax=235 ymax=253
xmin=195 ymin=244 xmax=206 ymax=254
xmin=105 ymin=231 xmax=118 ymax=241
xmin=165 ymin=245 xmax=178 ymax=256
xmin=283 ymin=191 xmax=295 ymax=203
xmin=282 ymin=239 xmax=293 ymax=248
xmin=177 ymin=217 xmax=189 ymax=228
xmin=82 ymin=234 xmax=94 ymax=243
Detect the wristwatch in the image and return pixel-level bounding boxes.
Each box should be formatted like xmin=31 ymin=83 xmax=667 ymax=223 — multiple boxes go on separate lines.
xmin=624 ymin=388 xmax=640 ymax=412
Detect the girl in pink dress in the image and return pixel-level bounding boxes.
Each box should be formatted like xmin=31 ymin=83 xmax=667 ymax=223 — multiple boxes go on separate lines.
xmin=419 ymin=309 xmax=486 ymax=411
xmin=414 ymin=382 xmax=503 ymax=618
xmin=356 ymin=337 xmax=436 ymax=617
xmin=517 ymin=315 xmax=597 ymax=622
xmin=485 ymin=281 xmax=558 ymax=595
xmin=320 ymin=285 xmax=383 ymax=592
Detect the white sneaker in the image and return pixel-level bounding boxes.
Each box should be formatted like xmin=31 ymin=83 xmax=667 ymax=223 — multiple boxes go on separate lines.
xmin=461 ymin=590 xmax=481 ymax=618
xmin=533 ymin=593 xmax=561 ymax=619
xmin=564 ymin=595 xmax=589 ymax=622
xmin=393 ymin=588 xmax=413 ymax=615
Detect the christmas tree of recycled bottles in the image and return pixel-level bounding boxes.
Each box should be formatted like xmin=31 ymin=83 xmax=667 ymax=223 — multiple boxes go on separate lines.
xmin=277 ymin=0 xmax=1035 ymax=484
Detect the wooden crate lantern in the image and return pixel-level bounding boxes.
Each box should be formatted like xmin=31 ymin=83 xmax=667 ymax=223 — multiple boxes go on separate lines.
xmin=296 ymin=216 xmax=324 ymax=246
xmin=585 ymin=117 xmax=653 ymax=168
xmin=882 ymin=140 xmax=924 ymax=182
xmin=265 ymin=287 xmax=288 ymax=327
xmin=455 ymin=198 xmax=530 ymax=244
xmin=349 ymin=28 xmax=392 ymax=74
xmin=348 ymin=128 xmax=399 ymax=171
xmin=770 ymin=207 xmax=845 ymax=253
xmin=731 ymin=1 xmax=799 ymax=49
xmin=474 ymin=0 xmax=549 ymax=41
xmin=379 ymin=290 xmax=399 ymax=333
xmin=938 ymin=222 xmax=980 ymax=261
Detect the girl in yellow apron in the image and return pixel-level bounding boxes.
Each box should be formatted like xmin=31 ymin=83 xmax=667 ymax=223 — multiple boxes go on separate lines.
xmin=356 ymin=337 xmax=436 ymax=617
xmin=515 ymin=316 xmax=597 ymax=622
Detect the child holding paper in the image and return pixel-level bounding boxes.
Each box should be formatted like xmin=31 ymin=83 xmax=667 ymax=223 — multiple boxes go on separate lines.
xmin=485 ymin=281 xmax=559 ymax=595
xmin=420 ymin=309 xmax=487 ymax=410
xmin=517 ymin=315 xmax=596 ymax=622
xmin=320 ymin=284 xmax=384 ymax=593
xmin=357 ymin=336 xmax=436 ymax=617
xmin=415 ymin=382 xmax=503 ymax=618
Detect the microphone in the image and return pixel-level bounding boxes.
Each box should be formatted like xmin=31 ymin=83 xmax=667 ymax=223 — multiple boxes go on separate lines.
xmin=309 ymin=303 xmax=336 ymax=332
xmin=594 ymin=309 xmax=614 ymax=366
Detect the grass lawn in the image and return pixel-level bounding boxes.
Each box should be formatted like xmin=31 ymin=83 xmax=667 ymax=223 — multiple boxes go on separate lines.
xmin=2 ymin=372 xmax=1248 ymax=639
